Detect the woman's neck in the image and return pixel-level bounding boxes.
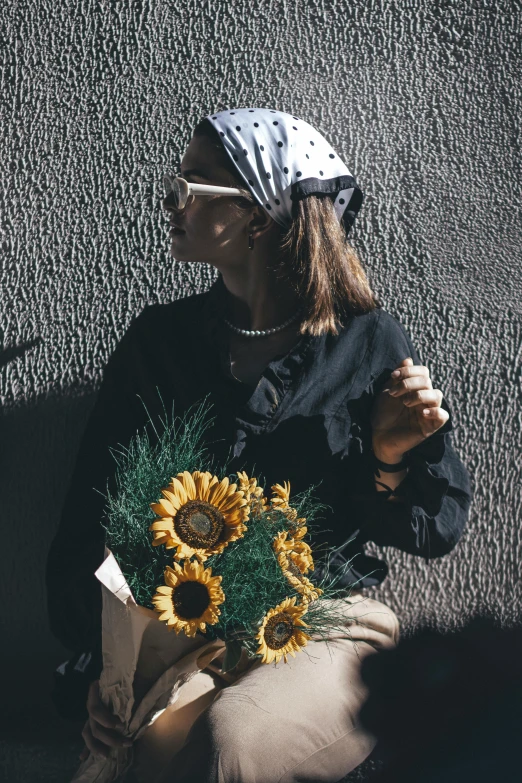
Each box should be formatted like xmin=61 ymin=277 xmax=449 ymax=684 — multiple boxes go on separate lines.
xmin=218 ymin=269 xmax=301 ymax=333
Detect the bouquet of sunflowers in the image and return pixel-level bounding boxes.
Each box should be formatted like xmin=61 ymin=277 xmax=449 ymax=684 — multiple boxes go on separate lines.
xmin=72 ymin=395 xmax=359 ymax=783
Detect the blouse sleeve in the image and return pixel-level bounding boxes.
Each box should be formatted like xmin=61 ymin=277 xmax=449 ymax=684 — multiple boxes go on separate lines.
xmin=45 ymin=305 xmax=159 ymax=670
xmin=352 ymin=310 xmax=473 ymax=560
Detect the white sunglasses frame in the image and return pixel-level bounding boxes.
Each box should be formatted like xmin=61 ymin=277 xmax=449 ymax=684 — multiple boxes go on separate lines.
xmin=163 ymin=174 xmax=245 ymax=210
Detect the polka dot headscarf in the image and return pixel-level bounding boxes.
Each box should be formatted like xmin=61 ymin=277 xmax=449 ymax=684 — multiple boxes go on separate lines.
xmin=205 ymin=107 xmax=363 ymax=234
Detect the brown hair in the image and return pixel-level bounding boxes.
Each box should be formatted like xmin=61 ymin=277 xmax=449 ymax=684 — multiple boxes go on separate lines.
xmin=192 ymin=118 xmax=381 ymax=336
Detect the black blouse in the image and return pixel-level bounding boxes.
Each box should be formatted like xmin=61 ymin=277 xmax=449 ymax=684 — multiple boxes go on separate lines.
xmin=46 ymin=274 xmax=472 ymax=674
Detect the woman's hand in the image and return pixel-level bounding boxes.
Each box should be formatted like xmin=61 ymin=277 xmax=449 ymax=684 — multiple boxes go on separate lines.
xmin=79 ymin=679 xmax=133 ymax=761
xmin=370 ymin=357 xmax=450 ymax=461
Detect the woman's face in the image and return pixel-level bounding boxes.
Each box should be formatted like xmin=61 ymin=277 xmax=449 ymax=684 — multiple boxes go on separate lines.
xmin=163 ymin=133 xmax=268 ymax=268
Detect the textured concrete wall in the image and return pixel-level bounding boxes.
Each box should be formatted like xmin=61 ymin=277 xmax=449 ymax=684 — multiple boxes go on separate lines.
xmin=1 ymin=0 xmax=521 ymax=737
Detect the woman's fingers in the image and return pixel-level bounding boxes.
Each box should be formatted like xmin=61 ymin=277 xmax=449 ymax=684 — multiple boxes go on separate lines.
xmin=79 ymin=719 xmax=132 ymax=762
xmin=81 ymin=720 xmax=110 ymax=759
xmin=82 ymin=680 xmax=132 ymax=758
xmin=90 ymin=719 xmax=133 ymax=749
xmin=422 ymin=407 xmax=448 ymax=419
xmin=391 ymin=363 xmax=429 ymax=382
xmin=87 ymin=679 xmax=125 ymax=731
xmin=401 ymin=389 xmax=443 ymax=407
xmin=389 ymin=363 xmax=429 ymax=389
xmin=89 ymin=702 xmax=125 ymax=730
xmin=388 ymin=373 xmax=433 ymax=397
xmin=420 ymin=407 xmax=450 ymax=431
xmin=79 ymin=744 xmax=89 ymax=761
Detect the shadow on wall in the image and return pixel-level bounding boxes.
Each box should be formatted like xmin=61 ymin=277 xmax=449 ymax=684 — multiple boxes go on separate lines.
xmin=0 ymin=375 xmax=99 ymax=739
xmin=0 ymin=339 xmax=43 ymax=371
xmin=358 ymin=616 xmax=522 ymax=783
xmin=0 ymin=338 xmax=98 ymax=777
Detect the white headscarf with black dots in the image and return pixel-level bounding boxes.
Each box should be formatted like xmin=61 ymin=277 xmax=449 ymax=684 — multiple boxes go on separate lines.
xmin=205 ymin=107 xmax=363 ymax=234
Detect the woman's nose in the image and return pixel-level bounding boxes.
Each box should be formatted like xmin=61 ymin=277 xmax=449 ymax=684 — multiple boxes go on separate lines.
xmin=162 ymin=192 xmax=180 ymax=211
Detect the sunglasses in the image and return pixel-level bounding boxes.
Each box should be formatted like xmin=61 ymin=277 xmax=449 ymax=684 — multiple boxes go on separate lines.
xmin=163 ymin=175 xmax=246 ymax=211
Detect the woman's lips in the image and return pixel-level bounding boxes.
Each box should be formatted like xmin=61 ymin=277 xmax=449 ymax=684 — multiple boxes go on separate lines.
xmin=169 ymin=227 xmax=185 ymax=235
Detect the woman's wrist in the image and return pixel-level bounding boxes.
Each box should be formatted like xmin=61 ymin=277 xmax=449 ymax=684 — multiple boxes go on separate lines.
xmin=371 ymin=439 xmax=409 ymax=502
xmin=372 ymin=440 xmax=405 ymax=465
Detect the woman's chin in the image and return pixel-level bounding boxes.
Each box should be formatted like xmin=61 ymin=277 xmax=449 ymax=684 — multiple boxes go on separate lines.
xmin=168 ymin=248 xmax=208 ymax=265
xmin=169 ymin=238 xmax=188 ymax=258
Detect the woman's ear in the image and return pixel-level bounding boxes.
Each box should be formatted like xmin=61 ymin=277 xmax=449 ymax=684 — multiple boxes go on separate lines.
xmin=248 ymin=204 xmax=277 ymax=240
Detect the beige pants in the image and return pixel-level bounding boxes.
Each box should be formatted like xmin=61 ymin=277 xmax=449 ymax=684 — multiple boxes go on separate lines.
xmin=132 ymin=594 xmax=400 ymax=783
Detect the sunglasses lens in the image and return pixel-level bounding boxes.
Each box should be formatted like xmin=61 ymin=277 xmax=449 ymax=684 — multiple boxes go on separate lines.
xmin=162 ymin=176 xmax=179 ymax=208
xmin=164 ymin=176 xmax=190 ymax=210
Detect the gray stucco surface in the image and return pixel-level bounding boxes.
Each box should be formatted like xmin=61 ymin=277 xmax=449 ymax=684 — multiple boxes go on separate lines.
xmin=1 ymin=0 xmax=520 ymax=777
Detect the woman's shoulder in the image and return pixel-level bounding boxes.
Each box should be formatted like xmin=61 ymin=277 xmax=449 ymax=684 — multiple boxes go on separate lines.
xmin=341 ymin=306 xmax=418 ymax=367
xmin=107 ymin=290 xmax=209 ymax=361
xmin=150 ymin=289 xmax=210 ymax=318
xmin=129 ymin=289 xmax=211 ymax=332
xmin=372 ymin=307 xmax=416 ymax=349
xmin=345 ymin=305 xmax=411 ymax=343
xmin=354 ymin=305 xmax=422 ymax=376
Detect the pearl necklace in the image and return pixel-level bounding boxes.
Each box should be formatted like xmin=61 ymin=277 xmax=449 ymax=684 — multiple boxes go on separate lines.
xmin=223 ymin=308 xmax=303 ymax=337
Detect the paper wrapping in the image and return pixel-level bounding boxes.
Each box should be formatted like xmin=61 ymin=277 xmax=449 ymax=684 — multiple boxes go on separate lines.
xmin=70 ymin=547 xmax=225 ymax=783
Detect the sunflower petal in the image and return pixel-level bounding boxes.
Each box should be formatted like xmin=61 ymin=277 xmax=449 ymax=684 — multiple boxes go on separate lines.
xmin=194 ymin=471 xmax=211 ymax=499
xmin=179 ymin=471 xmax=197 ymax=500
xmin=164 ymin=570 xmax=180 ymax=588
xmin=170 ymin=477 xmax=188 ymax=505
xmin=218 ymin=494 xmax=247 ymax=513
xmin=150 ymin=502 xmax=173 ymax=518
xmin=154 ymin=586 xmax=172 ymax=596
xmin=208 ymin=476 xmax=230 ymax=506
xmin=161 ymin=489 xmax=182 ymax=510
xmin=149 ymin=520 xmax=174 ymax=532
xmin=157 ymin=497 xmax=176 ymax=516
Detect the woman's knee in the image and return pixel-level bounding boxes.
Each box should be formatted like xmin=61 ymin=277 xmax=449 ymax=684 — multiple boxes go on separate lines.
xmin=166 ymin=692 xmax=270 ymax=783
xmin=203 ymin=693 xmax=272 ymax=778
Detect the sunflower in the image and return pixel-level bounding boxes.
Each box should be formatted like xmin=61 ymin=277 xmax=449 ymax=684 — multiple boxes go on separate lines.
xmin=288 ymin=527 xmax=315 ymax=572
xmin=149 ymin=470 xmax=249 ymax=561
xmin=236 ymin=470 xmax=262 ymax=502
xmin=271 ymin=480 xmax=291 ymax=510
xmin=270 ymin=481 xmax=306 ymax=525
xmin=253 ymin=495 xmax=270 ymax=518
xmin=273 ymin=528 xmax=315 ymax=573
xmin=255 ymin=596 xmax=311 ymax=664
xmin=151 ymin=560 xmax=225 ymax=637
xmin=237 ymin=470 xmax=269 ymax=518
xmin=277 ymin=550 xmax=323 ymax=603
xmin=273 ymin=529 xmax=294 ymax=555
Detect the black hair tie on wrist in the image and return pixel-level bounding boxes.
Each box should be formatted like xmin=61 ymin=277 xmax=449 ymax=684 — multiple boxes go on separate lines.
xmin=372 ymin=453 xmax=411 ymax=473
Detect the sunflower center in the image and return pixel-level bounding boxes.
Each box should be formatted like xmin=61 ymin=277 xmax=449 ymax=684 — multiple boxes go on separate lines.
xmin=264 ymin=612 xmax=294 ymax=649
xmin=172 ymin=581 xmax=211 ymax=619
xmin=175 ymin=500 xmax=225 ymax=548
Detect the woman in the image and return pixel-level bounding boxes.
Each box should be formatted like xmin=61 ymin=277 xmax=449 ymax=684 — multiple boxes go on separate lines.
xmin=46 ymin=107 xmax=472 ymax=782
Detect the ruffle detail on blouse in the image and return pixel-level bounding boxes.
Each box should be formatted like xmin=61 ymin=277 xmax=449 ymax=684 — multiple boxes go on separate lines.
xmin=343 ymin=370 xmax=379 ymax=457
xmin=268 ymin=332 xmax=315 ymax=389
xmin=346 ymin=418 xmax=365 ymax=455
xmin=392 ymin=465 xmax=450 ymax=519
xmin=202 ymin=272 xmax=318 ymax=434
xmin=228 ymin=333 xmax=315 ymax=435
